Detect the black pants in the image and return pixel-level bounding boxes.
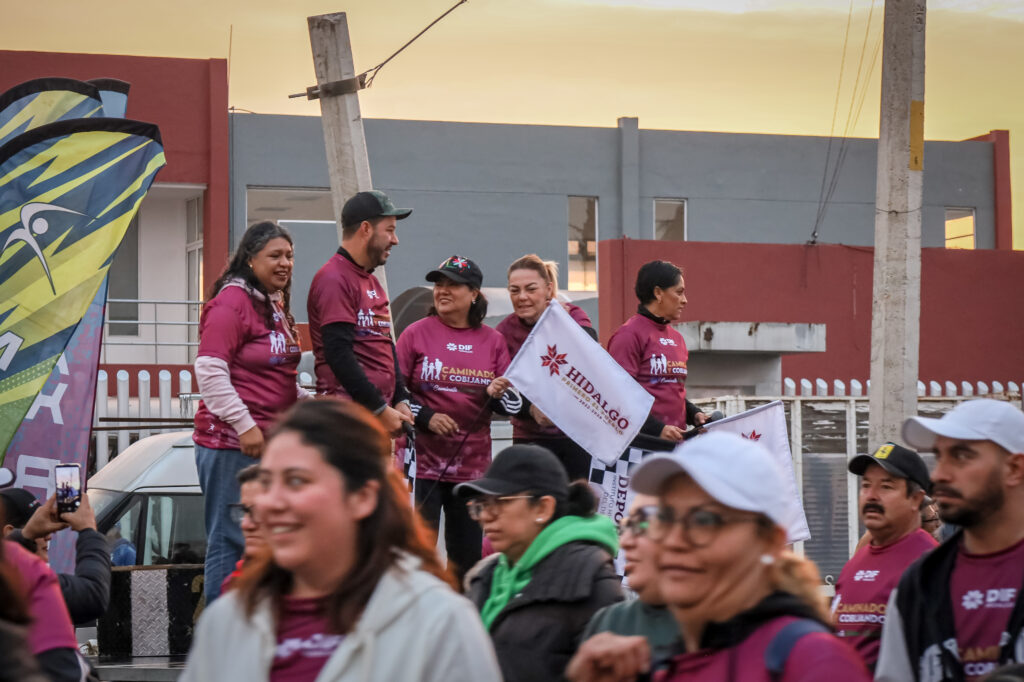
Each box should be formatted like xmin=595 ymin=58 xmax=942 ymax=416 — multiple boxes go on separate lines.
xmin=415 ymin=479 xmax=482 ymax=583
xmin=513 ymin=436 xmax=592 ymax=481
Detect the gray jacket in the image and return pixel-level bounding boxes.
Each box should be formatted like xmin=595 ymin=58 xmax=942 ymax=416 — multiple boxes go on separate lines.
xmin=181 ymin=553 xmax=501 ymax=682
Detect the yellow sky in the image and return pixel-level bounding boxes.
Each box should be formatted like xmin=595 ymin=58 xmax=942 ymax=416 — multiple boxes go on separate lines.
xmin=3 ymin=0 xmax=1022 ymax=247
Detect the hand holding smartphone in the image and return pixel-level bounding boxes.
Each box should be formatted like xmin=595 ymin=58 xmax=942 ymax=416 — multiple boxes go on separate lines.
xmin=55 ymin=463 xmax=82 ymax=515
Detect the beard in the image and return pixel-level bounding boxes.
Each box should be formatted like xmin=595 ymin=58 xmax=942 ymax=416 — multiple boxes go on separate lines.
xmin=935 ymin=468 xmax=1005 ymax=528
xmin=365 ymin=234 xmax=390 ymax=269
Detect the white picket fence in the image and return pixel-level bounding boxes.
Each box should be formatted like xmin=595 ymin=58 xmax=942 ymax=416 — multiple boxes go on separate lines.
xmin=93 ymin=368 xmax=314 ymax=469
xmin=781 ymin=376 xmax=1021 ymax=398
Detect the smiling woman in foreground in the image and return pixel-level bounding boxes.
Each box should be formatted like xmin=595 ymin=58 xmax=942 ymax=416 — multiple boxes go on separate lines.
xmin=181 ymin=400 xmax=501 ymax=682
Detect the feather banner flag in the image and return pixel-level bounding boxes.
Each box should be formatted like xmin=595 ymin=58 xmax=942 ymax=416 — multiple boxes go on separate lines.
xmin=0 ymin=117 xmax=166 ymax=459
xmin=0 ymin=78 xmax=105 ymax=148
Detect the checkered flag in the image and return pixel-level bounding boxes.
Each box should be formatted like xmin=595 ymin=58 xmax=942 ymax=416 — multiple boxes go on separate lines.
xmin=397 ymin=435 xmax=416 ymax=504
xmin=588 ymin=447 xmax=652 ymax=580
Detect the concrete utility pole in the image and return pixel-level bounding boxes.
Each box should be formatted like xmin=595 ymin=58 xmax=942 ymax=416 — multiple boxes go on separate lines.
xmin=868 ymin=0 xmax=926 ymax=447
xmin=306 ymin=12 xmax=391 ymax=296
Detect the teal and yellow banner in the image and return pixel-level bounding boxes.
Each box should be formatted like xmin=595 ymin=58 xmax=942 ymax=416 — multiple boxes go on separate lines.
xmin=0 ymin=78 xmax=105 ymax=149
xmin=0 ymin=118 xmax=166 ymax=457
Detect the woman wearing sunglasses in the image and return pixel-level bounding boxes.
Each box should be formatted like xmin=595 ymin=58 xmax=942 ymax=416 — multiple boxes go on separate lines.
xmin=568 ymin=431 xmax=868 ymax=681
xmin=457 ymin=444 xmax=623 ymax=682
xmin=182 ymin=400 xmax=501 ymax=682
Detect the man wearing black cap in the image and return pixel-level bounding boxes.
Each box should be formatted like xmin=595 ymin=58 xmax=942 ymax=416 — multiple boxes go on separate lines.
xmin=308 ymin=190 xmax=415 ymax=434
xmin=832 ymin=443 xmax=937 ymax=672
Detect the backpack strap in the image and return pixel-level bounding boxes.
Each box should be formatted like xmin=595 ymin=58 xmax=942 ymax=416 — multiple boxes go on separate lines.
xmin=764 ymin=619 xmax=830 ymax=681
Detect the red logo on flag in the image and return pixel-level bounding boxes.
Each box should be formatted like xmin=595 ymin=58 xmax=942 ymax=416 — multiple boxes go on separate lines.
xmin=742 ymin=430 xmax=762 ymax=441
xmin=540 ymin=345 xmax=567 ymax=376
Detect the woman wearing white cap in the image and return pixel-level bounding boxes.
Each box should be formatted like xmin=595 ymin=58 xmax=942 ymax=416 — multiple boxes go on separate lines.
xmin=568 ymin=431 xmax=869 ymax=681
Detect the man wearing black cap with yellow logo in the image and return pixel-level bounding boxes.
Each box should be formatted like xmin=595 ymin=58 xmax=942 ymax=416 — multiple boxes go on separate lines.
xmin=308 ymin=190 xmax=415 ymax=434
xmin=831 ymin=443 xmax=938 ymax=672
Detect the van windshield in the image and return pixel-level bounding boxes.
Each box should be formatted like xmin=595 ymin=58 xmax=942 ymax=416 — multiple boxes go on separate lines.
xmin=87 ymin=488 xmax=126 ymax=524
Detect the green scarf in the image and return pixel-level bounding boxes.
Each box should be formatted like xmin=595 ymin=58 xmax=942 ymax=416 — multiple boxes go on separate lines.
xmin=480 ymin=514 xmax=619 ymax=630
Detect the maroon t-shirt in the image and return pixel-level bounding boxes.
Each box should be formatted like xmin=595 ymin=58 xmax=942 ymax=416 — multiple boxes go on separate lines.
xmin=397 ymin=317 xmax=510 ymax=481
xmin=657 ymin=615 xmax=870 ymax=681
xmin=5 ymin=540 xmax=77 ymax=655
xmin=495 ymin=304 xmax=593 ymax=441
xmin=193 ymin=285 xmax=302 ymax=450
xmin=308 ymin=253 xmax=395 ymax=404
xmin=607 ymin=313 xmax=689 ymax=428
xmin=832 ymin=528 xmax=937 ymax=667
xmin=270 ymin=596 xmax=344 ymax=682
xmin=949 ymin=536 xmax=1024 ymax=680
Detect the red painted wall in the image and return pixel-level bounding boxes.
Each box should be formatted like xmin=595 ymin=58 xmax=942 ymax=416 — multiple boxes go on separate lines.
xmin=0 ymin=50 xmax=230 ymax=288
xmin=598 ymin=239 xmax=1024 ymax=386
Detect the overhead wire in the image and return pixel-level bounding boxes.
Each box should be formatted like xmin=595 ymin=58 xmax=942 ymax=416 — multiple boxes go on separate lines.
xmin=362 ymin=0 xmax=469 ymax=88
xmin=810 ymin=0 xmax=856 ymax=245
xmin=817 ymin=6 xmax=883 ymax=231
xmin=810 ymin=0 xmax=881 ymax=243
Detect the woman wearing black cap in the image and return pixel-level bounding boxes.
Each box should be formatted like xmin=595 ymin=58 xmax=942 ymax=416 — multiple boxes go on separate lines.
xmin=396 ymin=255 xmax=519 ymax=581
xmin=457 ymin=445 xmax=623 ymax=682
xmin=608 ymin=261 xmax=705 ymax=443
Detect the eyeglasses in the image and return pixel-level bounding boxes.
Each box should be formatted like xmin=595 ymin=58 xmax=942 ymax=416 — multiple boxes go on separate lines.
xmin=617 ymin=505 xmax=659 ymax=538
xmin=648 ymin=504 xmax=769 ymax=547
xmin=228 ymin=503 xmax=255 ymax=524
xmin=466 ymin=495 xmax=535 ymax=521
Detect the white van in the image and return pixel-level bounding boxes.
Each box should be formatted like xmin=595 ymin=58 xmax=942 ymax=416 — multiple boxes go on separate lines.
xmin=88 ymin=431 xmax=206 ymax=567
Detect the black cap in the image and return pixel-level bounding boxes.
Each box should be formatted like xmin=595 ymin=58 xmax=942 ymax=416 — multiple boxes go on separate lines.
xmin=0 ymin=488 xmax=41 ymax=528
xmin=341 ymin=190 xmax=412 ymax=228
xmin=455 ymin=444 xmax=569 ymax=500
xmin=849 ymin=443 xmax=932 ymax=493
xmin=425 ymin=255 xmax=483 ymax=289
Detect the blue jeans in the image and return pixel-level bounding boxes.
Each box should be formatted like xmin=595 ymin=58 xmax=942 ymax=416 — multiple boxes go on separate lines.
xmin=195 ymin=444 xmax=252 ymax=603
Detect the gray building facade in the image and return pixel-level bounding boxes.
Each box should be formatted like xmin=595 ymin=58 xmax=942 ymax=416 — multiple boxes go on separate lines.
xmin=229 ymin=113 xmax=996 ymax=322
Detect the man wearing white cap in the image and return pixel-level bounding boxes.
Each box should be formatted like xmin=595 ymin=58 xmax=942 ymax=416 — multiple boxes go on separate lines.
xmin=876 ymin=399 xmax=1024 ymax=682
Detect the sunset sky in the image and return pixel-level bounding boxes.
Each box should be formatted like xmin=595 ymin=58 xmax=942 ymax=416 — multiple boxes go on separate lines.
xmin=3 ymin=0 xmax=1022 ymax=246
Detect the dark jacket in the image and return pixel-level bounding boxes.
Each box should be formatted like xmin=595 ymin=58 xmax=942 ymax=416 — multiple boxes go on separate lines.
xmin=876 ymin=531 xmax=1024 ymax=682
xmin=58 ymin=528 xmax=111 ymax=625
xmin=466 ymin=541 xmax=623 ymax=682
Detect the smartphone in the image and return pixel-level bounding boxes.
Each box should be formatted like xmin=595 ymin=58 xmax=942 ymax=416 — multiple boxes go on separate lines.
xmin=55 ymin=464 xmax=81 ymax=515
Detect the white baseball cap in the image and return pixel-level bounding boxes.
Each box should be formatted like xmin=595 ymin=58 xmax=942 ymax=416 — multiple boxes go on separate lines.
xmin=903 ymin=398 xmax=1024 ymax=455
xmin=630 ymin=430 xmax=795 ymax=531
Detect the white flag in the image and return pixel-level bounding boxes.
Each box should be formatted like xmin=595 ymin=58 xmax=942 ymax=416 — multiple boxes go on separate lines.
xmin=704 ymin=401 xmax=811 ymax=543
xmin=504 ymin=301 xmax=655 ymax=466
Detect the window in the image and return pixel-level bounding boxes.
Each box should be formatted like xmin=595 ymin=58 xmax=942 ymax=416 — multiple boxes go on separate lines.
xmin=142 ymin=494 xmax=206 ymax=565
xmin=108 ymin=214 xmax=140 ymax=336
xmin=568 ymin=196 xmax=598 ymax=291
xmin=186 ymin=198 xmax=203 ymax=362
xmin=945 ymin=208 xmax=975 ymax=249
xmin=654 ymin=199 xmax=686 ymax=241
xmin=246 ymin=187 xmax=334 ymax=225
xmin=106 ymin=495 xmax=142 ymax=567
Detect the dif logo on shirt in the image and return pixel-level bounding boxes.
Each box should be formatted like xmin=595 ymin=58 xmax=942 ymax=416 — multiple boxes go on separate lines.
xmin=961 ymin=588 xmax=1017 ymax=610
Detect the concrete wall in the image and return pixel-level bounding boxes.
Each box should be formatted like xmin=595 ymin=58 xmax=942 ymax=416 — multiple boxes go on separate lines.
xmin=230 ymin=114 xmax=998 ymax=322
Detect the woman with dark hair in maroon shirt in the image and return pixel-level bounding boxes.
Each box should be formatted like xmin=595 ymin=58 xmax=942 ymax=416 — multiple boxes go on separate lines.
xmin=192 ymin=221 xmax=306 ymax=604
xmin=607 ymin=260 xmax=706 ymax=443
xmin=494 ymin=254 xmax=596 ymax=481
xmin=397 ymin=255 xmax=517 ymax=581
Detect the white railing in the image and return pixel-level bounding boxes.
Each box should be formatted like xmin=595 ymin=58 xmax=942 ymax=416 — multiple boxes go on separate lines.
xmin=102 ymin=299 xmax=203 ymax=365
xmin=780 ymin=376 xmax=1020 ymax=399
